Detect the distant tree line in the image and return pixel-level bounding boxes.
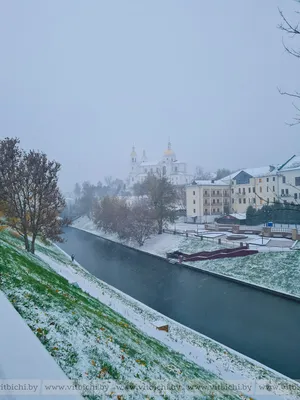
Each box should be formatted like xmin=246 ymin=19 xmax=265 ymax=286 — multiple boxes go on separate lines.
xmin=0 ymin=138 xmax=67 ymax=253
xmin=73 ymin=177 xmax=129 ymax=217
xmin=246 ymin=203 xmax=300 ymax=225
xmin=194 ymin=166 xmax=233 ymax=181
xmin=92 ymin=175 xmax=178 ymax=246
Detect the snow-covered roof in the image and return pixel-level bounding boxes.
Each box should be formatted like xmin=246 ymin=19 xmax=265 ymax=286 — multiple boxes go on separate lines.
xmin=229 ymin=213 xmax=246 ymax=220
xmin=280 ymin=155 xmax=300 ymax=171
xmin=223 ymin=165 xmax=279 ymax=181
xmin=140 ymin=161 xmax=159 ymax=167
xmin=193 ymin=179 xmax=228 ymax=186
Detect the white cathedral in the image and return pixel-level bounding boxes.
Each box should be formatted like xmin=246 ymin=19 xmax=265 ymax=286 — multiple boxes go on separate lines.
xmin=127 ymin=141 xmax=193 ymax=188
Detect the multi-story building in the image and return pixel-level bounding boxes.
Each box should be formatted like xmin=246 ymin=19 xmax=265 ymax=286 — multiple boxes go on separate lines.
xmin=186 ymin=180 xmax=230 ymax=223
xmin=186 ymin=155 xmax=300 ymax=222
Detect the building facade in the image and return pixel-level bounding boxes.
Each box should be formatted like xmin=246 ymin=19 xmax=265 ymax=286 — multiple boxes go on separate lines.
xmin=186 ymin=155 xmax=300 ymax=222
xmin=127 ymin=141 xmax=193 ymax=188
xmin=186 ymin=181 xmax=230 ymax=222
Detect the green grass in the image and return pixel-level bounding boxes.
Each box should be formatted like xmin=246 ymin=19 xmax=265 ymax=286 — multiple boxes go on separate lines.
xmin=0 ymin=229 xmax=248 ymax=400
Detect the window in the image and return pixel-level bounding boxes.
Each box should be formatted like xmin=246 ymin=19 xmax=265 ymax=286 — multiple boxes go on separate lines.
xmin=175 ymin=166 xmax=178 ymax=172
xmin=267 ymin=187 xmax=269 ymax=192
xmin=239 ymin=188 xmax=241 ymax=194
xmin=273 ymin=186 xmax=275 ymax=192
xmin=248 ymin=187 xmax=251 ymax=193
xmin=253 ymin=187 xmax=255 ymax=193
xmin=267 ymin=198 xmax=269 ymax=204
xmin=193 ymin=209 xmax=196 ymax=214
xmin=282 ymin=176 xmax=286 ymax=184
xmin=273 ymin=197 xmax=276 ymax=203
xmin=295 ymin=177 xmax=300 ymax=186
xmin=266 ymin=178 xmax=269 ymax=182
xmin=273 ymin=177 xmax=275 ymax=182
xmin=217 ymin=199 xmax=219 ymax=204
xmin=193 ymin=200 xmax=196 ymax=204
xmin=239 ymin=198 xmax=242 ymax=204
xmin=242 ymin=188 xmax=245 ymax=195
xmin=213 ymin=208 xmax=215 ymax=213
xmin=243 ymin=198 xmax=246 ymax=204
xmin=204 ymin=190 xmax=208 ymax=195
xmin=253 ymin=198 xmax=256 ymax=204
xmin=295 ymin=193 xmax=298 ymax=200
xmin=193 ymin=191 xmax=195 ymax=195
xmin=212 ymin=190 xmax=215 ymax=195
xmin=232 ymin=198 xmax=234 ymax=203
xmin=281 ymin=189 xmax=284 ymax=195
xmin=217 ymin=190 xmax=219 ymax=195
xmin=231 ymin=188 xmax=234 ymax=194
xmin=213 ymin=199 xmax=216 ymax=204
xmin=205 ymin=199 xmax=208 ymax=204
xmin=217 ymin=208 xmax=220 ymax=212
xmin=260 ymin=187 xmax=262 ymax=193
xmin=259 ymin=178 xmax=262 ymax=183
xmin=286 ymin=189 xmax=289 ymax=195
xmin=205 ymin=208 xmax=208 ymax=213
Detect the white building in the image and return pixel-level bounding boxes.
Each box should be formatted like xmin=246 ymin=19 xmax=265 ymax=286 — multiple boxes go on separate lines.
xmin=186 ymin=155 xmax=300 ymax=222
xmin=127 ymin=141 xmax=193 ymax=188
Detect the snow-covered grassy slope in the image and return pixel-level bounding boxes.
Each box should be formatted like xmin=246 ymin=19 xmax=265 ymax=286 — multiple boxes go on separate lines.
xmin=73 ymin=216 xmax=300 ymax=299
xmin=1 ymin=229 xmax=300 ymax=399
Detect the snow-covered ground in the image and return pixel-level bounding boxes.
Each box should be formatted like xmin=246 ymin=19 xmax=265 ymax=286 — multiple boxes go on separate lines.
xmin=1 ymin=229 xmax=300 ymax=399
xmin=72 ymin=216 xmax=300 ymax=298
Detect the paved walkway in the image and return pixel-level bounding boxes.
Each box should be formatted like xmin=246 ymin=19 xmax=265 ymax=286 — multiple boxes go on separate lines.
xmin=0 ymin=291 xmax=83 ymax=399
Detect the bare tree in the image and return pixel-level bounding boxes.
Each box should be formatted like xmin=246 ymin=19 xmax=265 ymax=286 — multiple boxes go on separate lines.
xmin=0 ymin=138 xmax=66 ymax=253
xmin=215 ymin=168 xmax=232 ymax=180
xmin=139 ymin=175 xmax=177 ymax=234
xmin=79 ymin=181 xmax=96 ymax=217
xmin=194 ymin=166 xmax=214 ymax=180
xmin=93 ymin=196 xmax=129 ymax=235
xmin=278 ymin=3 xmax=300 ymax=125
xmin=176 ymin=185 xmax=187 ymax=210
xmin=126 ymin=199 xmax=156 ymax=246
xmin=74 ymin=182 xmax=81 ymax=199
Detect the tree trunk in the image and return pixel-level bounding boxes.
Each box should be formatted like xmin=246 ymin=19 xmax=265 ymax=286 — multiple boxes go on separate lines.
xmin=24 ymin=234 xmax=30 ymax=252
xmin=158 ymin=219 xmax=163 ymax=234
xmin=30 ymin=235 xmax=36 ymax=254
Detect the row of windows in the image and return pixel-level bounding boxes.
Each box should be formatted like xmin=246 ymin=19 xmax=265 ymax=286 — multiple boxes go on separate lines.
xmin=193 ymin=208 xmax=221 ymax=214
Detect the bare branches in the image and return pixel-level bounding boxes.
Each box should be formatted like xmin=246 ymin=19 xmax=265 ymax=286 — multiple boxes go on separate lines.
xmin=278 ymin=8 xmax=300 ymax=35
xmin=278 ymin=4 xmax=300 ymax=124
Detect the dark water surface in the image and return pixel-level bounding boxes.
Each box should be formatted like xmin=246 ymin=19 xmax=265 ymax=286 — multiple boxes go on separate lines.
xmin=59 ymin=227 xmax=300 ymax=379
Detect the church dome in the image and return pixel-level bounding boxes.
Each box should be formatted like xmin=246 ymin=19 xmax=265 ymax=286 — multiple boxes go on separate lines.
xmin=131 ymin=146 xmax=137 ymax=157
xmin=163 ymin=140 xmax=176 ymax=158
xmin=164 ymin=148 xmax=175 ymax=156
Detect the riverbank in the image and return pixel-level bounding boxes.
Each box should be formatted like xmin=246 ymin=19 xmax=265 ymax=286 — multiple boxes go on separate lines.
xmin=72 ymin=216 xmax=300 ymax=300
xmin=2 ymin=229 xmax=300 ymax=399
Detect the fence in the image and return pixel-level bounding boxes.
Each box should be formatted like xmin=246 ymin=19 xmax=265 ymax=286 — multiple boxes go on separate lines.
xmin=162 ymin=228 xmax=294 ymax=252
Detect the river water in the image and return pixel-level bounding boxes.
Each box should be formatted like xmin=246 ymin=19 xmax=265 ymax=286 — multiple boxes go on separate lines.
xmin=59 ymin=227 xmax=300 ymax=379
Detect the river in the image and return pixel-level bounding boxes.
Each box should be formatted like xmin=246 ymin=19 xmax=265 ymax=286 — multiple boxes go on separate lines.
xmin=59 ymin=227 xmax=300 ymax=379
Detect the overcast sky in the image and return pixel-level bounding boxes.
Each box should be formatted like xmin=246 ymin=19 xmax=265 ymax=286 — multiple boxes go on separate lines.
xmin=0 ymin=1 xmax=299 ymax=192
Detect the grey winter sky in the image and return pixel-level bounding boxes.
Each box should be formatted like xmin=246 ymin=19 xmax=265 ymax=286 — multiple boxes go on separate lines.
xmin=0 ymin=1 xmax=299 ymax=192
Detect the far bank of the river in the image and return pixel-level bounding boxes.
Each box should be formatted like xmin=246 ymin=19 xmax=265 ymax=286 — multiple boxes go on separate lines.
xmin=72 ymin=216 xmax=300 ymax=302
